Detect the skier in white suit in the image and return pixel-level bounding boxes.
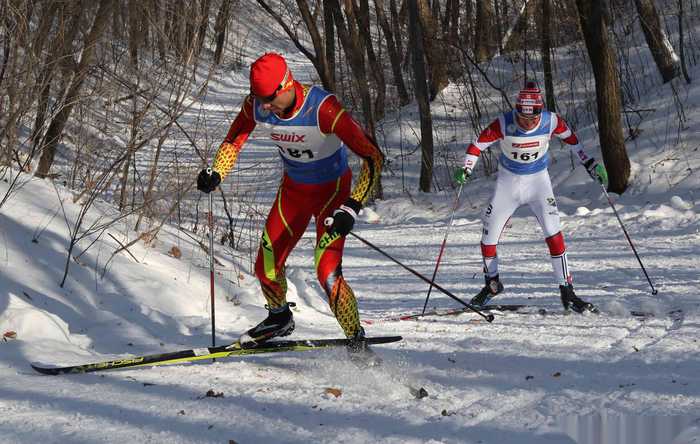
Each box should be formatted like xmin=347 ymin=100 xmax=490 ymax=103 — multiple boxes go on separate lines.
xmin=454 ymin=82 xmax=609 ymax=313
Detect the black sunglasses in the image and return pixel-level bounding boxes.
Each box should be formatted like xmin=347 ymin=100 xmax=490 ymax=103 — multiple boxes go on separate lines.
xmin=254 ymin=69 xmax=291 ymax=103
xmin=254 ymin=84 xmax=282 ymax=103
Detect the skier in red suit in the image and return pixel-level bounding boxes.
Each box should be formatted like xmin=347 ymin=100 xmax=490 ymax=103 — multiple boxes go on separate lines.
xmin=197 ymin=53 xmax=384 ymax=364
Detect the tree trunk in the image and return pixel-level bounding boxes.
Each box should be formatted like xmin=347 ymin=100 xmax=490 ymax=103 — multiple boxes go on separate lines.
xmin=441 ymin=0 xmax=450 ymax=31
xmin=31 ymin=2 xmax=83 ymax=152
xmin=409 ymin=0 xmax=433 ymax=193
xmin=213 ymin=0 xmax=232 ymax=65
xmin=154 ymin=0 xmax=167 ymax=60
xmin=184 ymin=4 xmax=195 ymax=63
xmin=128 ymin=0 xmax=143 ymax=68
xmin=0 ymin=10 xmax=9 ymax=97
xmin=323 ymin=0 xmax=336 ymax=90
xmin=475 ymin=0 xmax=496 ymax=61
xmin=677 ymin=0 xmax=691 ymax=84
xmin=417 ymin=0 xmax=449 ymax=100
xmin=169 ymin=3 xmax=184 ymax=60
xmin=329 ymin=0 xmax=375 ymax=137
xmin=118 ymin=151 xmax=133 ymax=211
xmin=389 ymin=0 xmax=402 ymax=58
xmin=140 ymin=2 xmax=150 ymax=54
xmin=196 ymin=0 xmax=211 ymax=57
xmin=0 ymin=10 xmax=16 ymax=168
xmin=36 ymin=0 xmax=114 ymax=178
xmin=501 ymin=0 xmax=533 ymax=53
xmin=31 ymin=1 xmax=60 ymax=58
xmin=494 ymin=0 xmax=503 ymax=54
xmin=111 ymin=0 xmax=123 ymax=41
xmin=450 ymin=0 xmax=459 ymax=42
xmin=575 ymin=0 xmax=630 ymax=193
xmin=375 ymin=0 xmax=409 ymax=105
xmin=633 ymin=0 xmax=680 ymax=83
xmin=355 ymin=0 xmax=386 ymax=120
xmin=118 ymin=93 xmax=142 ymax=211
xmin=461 ymin=0 xmax=472 ymax=50
xmin=441 ymin=0 xmax=460 ymax=47
xmin=297 ymin=0 xmax=334 ymax=91
xmin=541 ymin=0 xmax=556 ymax=111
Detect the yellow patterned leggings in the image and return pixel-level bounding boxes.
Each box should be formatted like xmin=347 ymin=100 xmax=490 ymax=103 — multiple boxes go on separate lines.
xmin=254 ymin=171 xmax=361 ymax=338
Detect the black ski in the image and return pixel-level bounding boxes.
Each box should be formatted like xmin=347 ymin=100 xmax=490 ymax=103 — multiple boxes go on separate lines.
xmin=31 ymin=336 xmax=403 ymax=375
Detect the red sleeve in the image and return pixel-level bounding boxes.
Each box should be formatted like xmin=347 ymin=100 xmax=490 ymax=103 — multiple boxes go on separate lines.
xmin=318 ymin=95 xmax=383 ymax=206
xmin=466 ymin=119 xmax=504 ymax=156
xmin=223 ymin=95 xmax=257 ymax=146
xmin=318 ymin=95 xmax=378 ymax=158
xmin=212 ymin=96 xmax=257 ymax=179
xmin=553 ymin=114 xmax=579 ymax=145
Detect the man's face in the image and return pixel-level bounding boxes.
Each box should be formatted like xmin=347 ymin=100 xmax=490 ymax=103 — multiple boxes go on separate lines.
xmin=516 ymin=112 xmax=541 ymax=130
xmin=259 ymin=88 xmax=295 ymax=115
xmin=515 ymin=104 xmax=542 ymax=130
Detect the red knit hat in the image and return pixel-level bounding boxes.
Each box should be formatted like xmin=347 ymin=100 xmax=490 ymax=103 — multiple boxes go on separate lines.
xmin=515 ymin=82 xmax=544 ymax=115
xmin=250 ymin=53 xmax=294 ymax=98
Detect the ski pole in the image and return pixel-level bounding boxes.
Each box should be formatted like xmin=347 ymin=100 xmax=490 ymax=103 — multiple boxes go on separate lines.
xmin=207 ymin=171 xmax=217 ymax=347
xmin=421 ymin=183 xmax=463 ymax=314
xmin=347 ymin=231 xmax=494 ymax=322
xmin=600 ymin=184 xmax=658 ymax=295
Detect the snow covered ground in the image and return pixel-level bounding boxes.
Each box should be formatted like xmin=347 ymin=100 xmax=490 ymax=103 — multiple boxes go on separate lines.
xmin=2 ymin=8 xmax=700 ymax=444
xmin=1 ymin=167 xmax=699 ymax=443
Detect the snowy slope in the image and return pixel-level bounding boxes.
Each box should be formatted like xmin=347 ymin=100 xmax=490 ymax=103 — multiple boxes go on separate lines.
xmin=2 ymin=168 xmax=699 ymax=444
xmin=2 ymin=8 xmax=700 ymax=444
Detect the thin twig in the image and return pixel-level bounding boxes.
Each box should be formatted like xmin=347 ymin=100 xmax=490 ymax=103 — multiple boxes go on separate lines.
xmin=107 ymin=232 xmax=140 ymax=263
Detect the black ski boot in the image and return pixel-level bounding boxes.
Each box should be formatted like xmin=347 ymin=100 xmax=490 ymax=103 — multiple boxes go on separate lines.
xmin=346 ymin=327 xmax=382 ymax=368
xmin=470 ymin=274 xmax=504 ymax=307
xmin=559 ymin=284 xmax=598 ymax=313
xmin=239 ymin=302 xmax=296 ymax=346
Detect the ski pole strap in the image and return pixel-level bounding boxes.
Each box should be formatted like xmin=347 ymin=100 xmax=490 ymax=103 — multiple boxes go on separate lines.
xmin=348 ymin=231 xmax=494 ymax=322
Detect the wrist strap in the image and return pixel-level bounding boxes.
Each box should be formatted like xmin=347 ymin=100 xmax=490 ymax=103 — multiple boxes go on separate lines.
xmin=338 ymin=204 xmax=358 ymax=220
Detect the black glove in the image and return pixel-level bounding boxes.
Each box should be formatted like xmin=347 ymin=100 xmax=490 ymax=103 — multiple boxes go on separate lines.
xmin=324 ymin=198 xmax=361 ymax=237
xmin=197 ymin=168 xmax=221 ymax=193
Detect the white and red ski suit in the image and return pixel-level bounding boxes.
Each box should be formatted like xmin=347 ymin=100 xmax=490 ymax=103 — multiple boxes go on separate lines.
xmin=463 ymin=110 xmax=594 ymax=285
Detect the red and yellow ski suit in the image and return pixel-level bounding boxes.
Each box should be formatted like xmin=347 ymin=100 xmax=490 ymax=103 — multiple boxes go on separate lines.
xmin=212 ymin=81 xmax=382 ymax=337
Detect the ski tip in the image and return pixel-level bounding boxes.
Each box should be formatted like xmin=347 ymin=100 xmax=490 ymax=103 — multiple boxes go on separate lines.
xmin=30 ymin=363 xmax=61 ymax=376
xmin=367 ymin=335 xmax=403 ymax=345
